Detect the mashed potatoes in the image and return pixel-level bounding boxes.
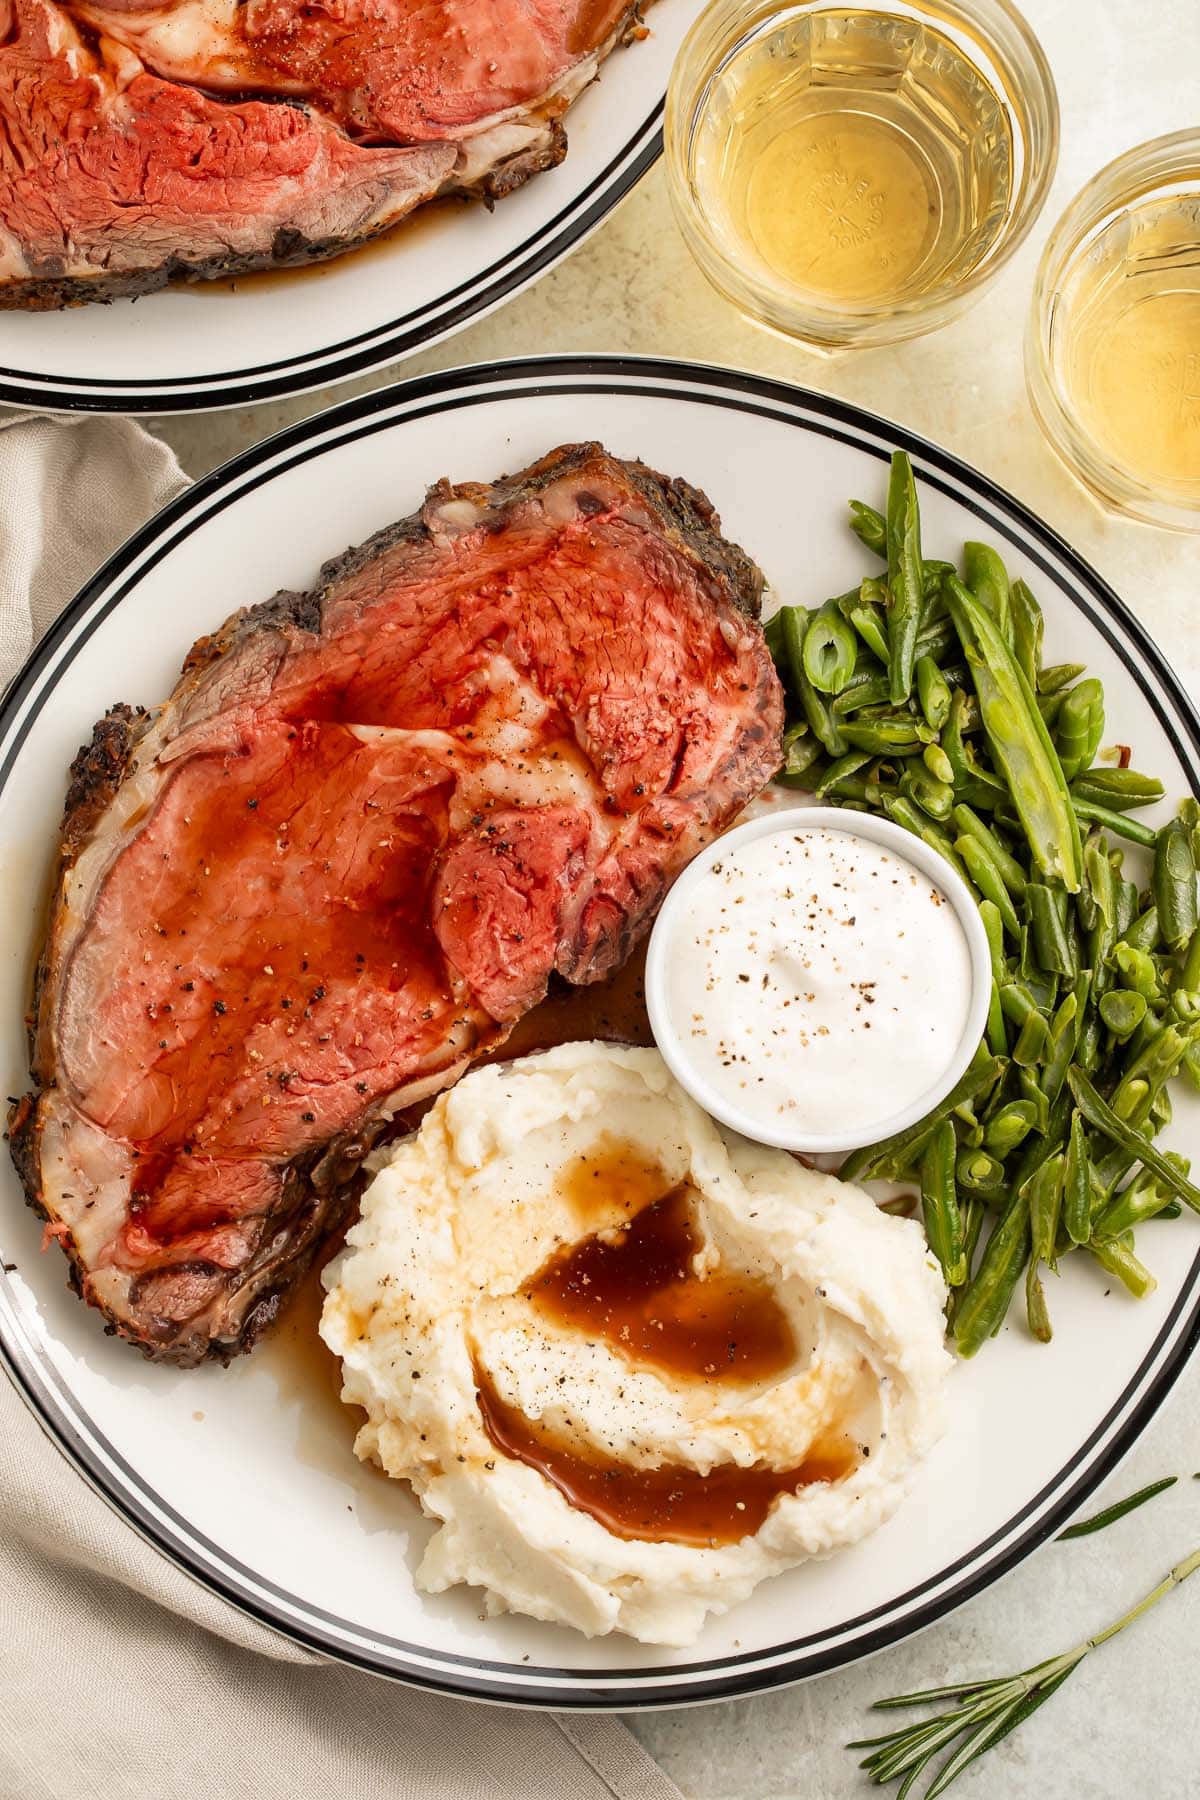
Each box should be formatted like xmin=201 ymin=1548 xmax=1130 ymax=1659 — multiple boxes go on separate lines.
xmin=320 ymin=1043 xmax=950 ymax=1646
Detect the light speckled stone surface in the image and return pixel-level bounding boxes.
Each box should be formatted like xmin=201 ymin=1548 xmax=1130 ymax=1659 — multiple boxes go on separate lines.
xmin=146 ymin=1 xmax=1199 ymax=1793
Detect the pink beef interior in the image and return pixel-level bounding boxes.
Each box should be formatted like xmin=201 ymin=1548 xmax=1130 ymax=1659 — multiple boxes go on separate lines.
xmin=13 ymin=443 xmax=783 ymax=1364
xmin=0 ymin=0 xmax=647 ymax=306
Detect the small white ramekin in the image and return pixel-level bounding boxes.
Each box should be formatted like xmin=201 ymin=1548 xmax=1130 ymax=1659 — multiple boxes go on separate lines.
xmin=644 ymin=807 xmax=992 ymax=1156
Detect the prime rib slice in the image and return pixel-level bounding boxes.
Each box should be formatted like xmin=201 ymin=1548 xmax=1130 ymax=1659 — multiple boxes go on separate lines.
xmin=0 ymin=0 xmax=644 ymax=308
xmin=11 ymin=444 xmax=783 ymax=1365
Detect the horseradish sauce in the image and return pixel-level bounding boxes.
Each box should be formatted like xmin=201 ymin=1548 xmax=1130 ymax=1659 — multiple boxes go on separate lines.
xmin=662 ymin=826 xmax=973 ymax=1143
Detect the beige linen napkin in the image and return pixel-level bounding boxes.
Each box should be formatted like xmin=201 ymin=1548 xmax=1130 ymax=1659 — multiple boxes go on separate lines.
xmin=0 ymin=411 xmax=683 ymax=1800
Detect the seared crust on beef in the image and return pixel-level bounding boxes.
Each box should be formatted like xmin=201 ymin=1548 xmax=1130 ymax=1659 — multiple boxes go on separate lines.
xmin=173 ymin=445 xmax=763 ymax=693
xmin=59 ymin=705 xmax=151 ymax=861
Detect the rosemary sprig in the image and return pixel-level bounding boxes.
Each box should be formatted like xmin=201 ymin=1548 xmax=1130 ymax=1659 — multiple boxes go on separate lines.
xmin=850 ymin=1547 xmax=1200 ymax=1797
xmin=1057 ymin=1475 xmax=1178 ymax=1540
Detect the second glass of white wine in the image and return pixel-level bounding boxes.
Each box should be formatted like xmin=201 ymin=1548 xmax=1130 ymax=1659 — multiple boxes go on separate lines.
xmin=665 ymin=0 xmax=1058 ymax=350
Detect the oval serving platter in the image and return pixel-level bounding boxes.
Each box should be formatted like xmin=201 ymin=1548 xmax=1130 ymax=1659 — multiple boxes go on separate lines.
xmin=1 ymin=357 xmax=1197 ymax=1708
xmin=0 ymin=5 xmax=693 ymax=417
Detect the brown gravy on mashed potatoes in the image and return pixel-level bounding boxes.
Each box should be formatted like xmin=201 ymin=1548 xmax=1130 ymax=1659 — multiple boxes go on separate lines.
xmin=475 ymin=1142 xmax=858 ymax=1545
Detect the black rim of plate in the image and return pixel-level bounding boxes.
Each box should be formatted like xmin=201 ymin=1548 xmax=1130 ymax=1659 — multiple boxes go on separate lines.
xmin=1 ymin=357 xmax=1198 ymax=1709
xmin=0 ymin=98 xmax=664 ymax=414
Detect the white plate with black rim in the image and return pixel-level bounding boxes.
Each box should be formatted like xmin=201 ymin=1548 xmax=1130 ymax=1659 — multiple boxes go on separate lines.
xmin=1 ymin=356 xmax=1197 ymax=1708
xmin=0 ymin=6 xmax=694 ymax=418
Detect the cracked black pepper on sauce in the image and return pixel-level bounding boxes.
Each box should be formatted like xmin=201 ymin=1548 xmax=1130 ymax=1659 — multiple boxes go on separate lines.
xmin=664 ymin=827 xmax=973 ymax=1136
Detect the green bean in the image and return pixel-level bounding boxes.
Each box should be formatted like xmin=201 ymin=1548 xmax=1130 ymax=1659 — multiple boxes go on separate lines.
xmin=1174 ymin=987 xmax=1200 ymax=1028
xmin=1010 ymin=577 xmax=1043 ymax=691
xmin=1018 ymin=1068 xmax=1051 ymax=1134
xmin=803 ymin=605 xmax=859 ymax=695
xmin=1071 ymin=796 xmax=1159 ymax=848
xmin=1071 ymin=769 xmax=1166 ymax=813
xmin=885 ymin=451 xmax=924 ymax=705
xmin=1096 ymin=1157 xmax=1190 ymax=1239
xmin=1038 ymin=689 xmax=1069 ymax=731
xmin=984 ymin=1099 xmax=1038 ymax=1157
xmin=841 ymin=717 xmax=934 ymax=755
xmin=849 ymin=499 xmax=887 ymax=557
xmin=1026 ymin=1263 xmax=1052 ymax=1341
xmin=1121 ymin=906 xmax=1161 ymax=955
xmin=1026 ymin=1155 xmax=1061 ymax=1340
xmin=921 ymin=1121 xmax=966 ymax=1286
xmin=1067 ymin=1067 xmax=1200 ymax=1213
xmin=1182 ymin=796 xmax=1200 ymax=863
xmin=985 ymin=982 xmax=1008 ymax=1055
xmin=944 ymin=575 xmax=1082 ymax=891
xmin=864 ymin=761 xmax=902 ymax=810
xmin=999 ymin=979 xmax=1042 ymax=1028
xmin=1013 ymin=1089 xmax=1074 ymax=1198
xmin=1026 ymin=883 xmax=1077 ymax=977
xmin=957 ymin=836 xmax=1021 ymax=938
xmin=1063 ymin=1111 xmax=1091 ymax=1245
xmin=1111 ymin=1023 xmax=1197 ymax=1126
xmin=1126 ymin=1011 xmax=1166 ymax=1066
xmin=1151 ymin=1085 xmax=1173 ymax=1131
xmin=913 ymin=617 xmax=957 ymax=664
xmin=1030 ymin=1152 xmax=1063 ymax=1268
xmin=957 ymin=1147 xmax=1007 ymax=1193
xmin=951 ymin=804 xmax=1027 ymax=897
xmin=1093 ymin=1140 xmax=1135 ymax=1201
xmin=900 ymin=767 xmax=955 ymax=821
xmin=880 ymin=793 xmax=970 ymax=879
xmin=1082 ymin=833 xmax=1117 ymax=994
xmin=979 ymin=898 xmax=1005 ymax=981
xmin=779 ymin=605 xmax=847 ymax=756
xmin=922 ymin=560 xmax=956 ymax=603
xmin=940 ymin=688 xmax=1003 ymax=809
xmin=832 ymin=673 xmax=892 ymax=718
xmin=777 ymin=722 xmax=825 ymax=783
xmin=1154 ymin=816 xmax=1198 ymax=951
xmin=839 ymin=1047 xmax=1001 ymax=1182
xmin=1038 ymin=662 xmax=1087 ymax=695
xmin=946 ymin=1197 xmax=986 ymax=1330
xmin=954 ymin=1189 xmax=1032 ymax=1357
xmin=915 ymin=654 xmax=952 ymax=730
xmin=1013 ymin=1009 xmax=1049 ymax=1065
xmin=1089 ymin=1236 xmax=1157 ymax=1300
xmin=1100 ymin=988 xmax=1149 ymax=1039
xmin=840 ymin=589 xmax=891 ymax=665
xmin=1020 ymin=944 xmax=1059 ymax=1013
xmin=1041 ymin=979 xmax=1087 ymax=1104
xmin=1111 ymin=942 xmax=1164 ymax=1004
xmin=963 ymin=541 xmax=1012 ymax=640
xmin=1115 ymin=875 xmax=1139 ymax=939
xmin=922 ymin=745 xmax=954 ymax=789
xmin=1180 ymin=924 xmax=1200 ymax=992
xmin=1055 ymin=677 xmax=1105 ymax=782
xmin=814 ymin=750 xmax=873 ymax=798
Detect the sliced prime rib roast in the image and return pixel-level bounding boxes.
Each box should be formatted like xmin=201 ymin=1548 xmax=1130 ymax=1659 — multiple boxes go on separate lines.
xmin=11 ymin=444 xmax=783 ymax=1365
xmin=0 ymin=0 xmax=644 ymax=308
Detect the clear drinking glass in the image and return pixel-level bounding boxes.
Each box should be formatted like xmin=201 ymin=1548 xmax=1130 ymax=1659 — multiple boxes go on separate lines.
xmin=1027 ymin=130 xmax=1200 ymax=532
xmin=665 ymin=0 xmax=1058 ymax=351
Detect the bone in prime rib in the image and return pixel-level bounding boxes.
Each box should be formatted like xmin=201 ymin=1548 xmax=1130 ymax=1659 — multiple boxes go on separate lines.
xmin=0 ymin=0 xmax=646 ymax=307
xmin=11 ymin=444 xmax=784 ymax=1364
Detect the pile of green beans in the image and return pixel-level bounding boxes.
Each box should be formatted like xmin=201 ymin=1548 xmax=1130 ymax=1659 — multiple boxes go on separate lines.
xmin=763 ymin=452 xmax=1200 ymax=1357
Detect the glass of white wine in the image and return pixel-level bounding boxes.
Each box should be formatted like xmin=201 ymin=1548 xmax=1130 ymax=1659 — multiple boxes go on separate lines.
xmin=665 ymin=0 xmax=1058 ymax=350
xmin=1028 ymin=130 xmax=1200 ymax=532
